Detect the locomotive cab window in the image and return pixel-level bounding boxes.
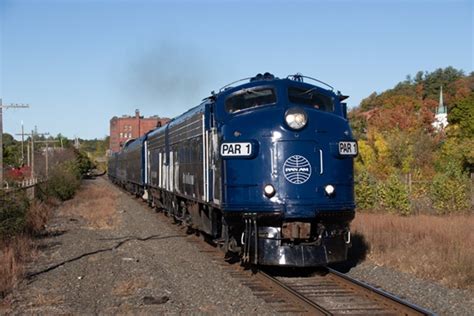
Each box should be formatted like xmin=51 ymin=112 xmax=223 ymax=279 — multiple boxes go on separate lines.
xmin=225 ymin=87 xmax=276 ymax=114
xmin=288 ymin=87 xmax=334 ymax=112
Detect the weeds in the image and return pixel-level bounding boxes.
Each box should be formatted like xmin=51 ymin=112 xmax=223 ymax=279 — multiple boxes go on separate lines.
xmin=59 ymin=183 xmax=118 ymax=229
xmin=25 ymin=201 xmax=52 ymax=235
xmin=0 ymin=236 xmax=32 ymax=298
xmin=0 ymin=200 xmax=52 ymax=299
xmin=0 ymin=191 xmax=30 ymax=238
xmin=352 ymin=213 xmax=474 ymax=290
xmin=0 ymin=150 xmax=92 ymax=299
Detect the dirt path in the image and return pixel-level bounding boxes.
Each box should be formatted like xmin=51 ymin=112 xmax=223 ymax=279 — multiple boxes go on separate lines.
xmin=3 ymin=178 xmax=273 ymax=315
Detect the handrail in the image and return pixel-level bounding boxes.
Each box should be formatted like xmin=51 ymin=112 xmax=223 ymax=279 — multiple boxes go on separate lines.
xmin=287 ymin=73 xmax=334 ymax=91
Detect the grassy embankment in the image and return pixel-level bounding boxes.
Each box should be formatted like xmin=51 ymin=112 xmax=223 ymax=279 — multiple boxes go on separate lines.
xmin=351 ymin=212 xmax=473 ymax=291
xmin=0 ymin=151 xmax=91 ymax=298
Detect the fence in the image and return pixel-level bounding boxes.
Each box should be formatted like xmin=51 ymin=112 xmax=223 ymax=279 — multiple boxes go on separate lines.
xmin=1 ymin=177 xmax=43 ymax=201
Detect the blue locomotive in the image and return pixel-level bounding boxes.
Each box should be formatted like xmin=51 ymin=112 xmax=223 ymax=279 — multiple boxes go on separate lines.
xmin=108 ymin=73 xmax=358 ymax=267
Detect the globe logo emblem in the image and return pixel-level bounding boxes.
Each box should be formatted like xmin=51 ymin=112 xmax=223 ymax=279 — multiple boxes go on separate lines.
xmin=283 ymin=155 xmax=312 ymax=184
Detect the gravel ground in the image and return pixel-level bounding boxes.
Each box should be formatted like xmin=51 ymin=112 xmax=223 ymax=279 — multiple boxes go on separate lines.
xmin=344 ymin=262 xmax=474 ymax=315
xmin=2 ymin=177 xmax=473 ymax=315
xmin=3 ymin=178 xmax=275 ymax=315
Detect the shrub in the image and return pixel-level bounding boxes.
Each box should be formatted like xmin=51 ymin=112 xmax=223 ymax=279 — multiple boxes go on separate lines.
xmin=45 ymin=163 xmax=81 ymax=201
xmin=430 ymin=171 xmax=469 ymax=214
xmin=75 ymin=150 xmax=94 ymax=177
xmin=377 ymin=174 xmax=411 ymax=215
xmin=0 ymin=191 xmax=30 ymax=238
xmin=355 ymin=170 xmax=377 ymax=210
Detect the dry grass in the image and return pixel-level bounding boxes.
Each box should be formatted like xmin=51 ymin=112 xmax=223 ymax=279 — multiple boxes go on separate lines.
xmin=31 ymin=291 xmax=64 ymax=307
xmin=1 ymin=182 xmax=118 ymax=299
xmin=60 ymin=183 xmax=119 ymax=229
xmin=0 ymin=199 xmax=52 ymax=299
xmin=25 ymin=201 xmax=52 ymax=235
xmin=0 ymin=236 xmax=33 ymax=298
xmin=352 ymin=213 xmax=474 ymax=290
xmin=113 ymin=279 xmax=147 ymax=297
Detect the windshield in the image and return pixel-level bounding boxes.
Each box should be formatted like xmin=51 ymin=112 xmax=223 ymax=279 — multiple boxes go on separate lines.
xmin=225 ymin=87 xmax=276 ymax=113
xmin=288 ymin=86 xmax=334 ymax=112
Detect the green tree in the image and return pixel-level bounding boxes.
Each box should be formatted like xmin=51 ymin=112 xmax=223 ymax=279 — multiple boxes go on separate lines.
xmin=423 ymin=67 xmax=464 ymax=100
xmin=378 ymin=174 xmax=411 ymax=215
xmin=2 ymin=133 xmax=21 ymax=167
xmin=449 ymin=93 xmax=474 ymax=138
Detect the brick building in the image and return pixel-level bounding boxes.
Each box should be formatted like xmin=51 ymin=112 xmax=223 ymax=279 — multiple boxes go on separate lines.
xmin=109 ymin=109 xmax=169 ymax=153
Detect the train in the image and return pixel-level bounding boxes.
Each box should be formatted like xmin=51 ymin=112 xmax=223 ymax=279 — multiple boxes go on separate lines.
xmin=108 ymin=73 xmax=358 ymax=267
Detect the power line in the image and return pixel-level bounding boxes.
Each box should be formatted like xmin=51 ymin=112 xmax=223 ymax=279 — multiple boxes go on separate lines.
xmin=15 ymin=130 xmax=52 ymax=179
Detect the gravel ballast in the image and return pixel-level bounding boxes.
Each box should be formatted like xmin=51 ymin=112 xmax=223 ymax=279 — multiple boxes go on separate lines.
xmin=345 ymin=262 xmax=474 ymax=315
xmin=4 ymin=178 xmax=275 ymax=315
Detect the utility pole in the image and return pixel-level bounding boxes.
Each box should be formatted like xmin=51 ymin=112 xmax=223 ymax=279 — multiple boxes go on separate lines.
xmin=31 ymin=130 xmax=34 ymax=178
xmin=35 ymin=139 xmax=59 ymax=178
xmin=58 ymin=135 xmax=64 ymax=148
xmin=16 ymin=131 xmax=33 ymax=168
xmin=15 ymin=121 xmax=27 ymax=165
xmin=27 ymin=142 xmax=30 ymax=166
xmin=30 ymin=128 xmax=49 ymax=179
xmin=74 ymin=136 xmax=80 ymax=149
xmin=21 ymin=121 xmax=25 ymax=164
xmin=0 ymin=98 xmax=29 ymax=188
xmin=21 ymin=131 xmax=35 ymax=178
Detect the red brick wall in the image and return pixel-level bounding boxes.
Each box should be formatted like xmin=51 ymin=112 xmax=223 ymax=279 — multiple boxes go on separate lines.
xmin=109 ymin=111 xmax=170 ymax=152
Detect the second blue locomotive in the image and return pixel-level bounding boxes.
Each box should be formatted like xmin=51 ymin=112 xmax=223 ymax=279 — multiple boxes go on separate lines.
xmin=108 ymin=73 xmax=358 ymax=267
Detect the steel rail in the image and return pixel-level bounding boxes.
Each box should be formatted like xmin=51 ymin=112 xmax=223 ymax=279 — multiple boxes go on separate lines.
xmin=255 ymin=271 xmax=331 ymax=315
xmin=327 ymin=268 xmax=434 ymax=315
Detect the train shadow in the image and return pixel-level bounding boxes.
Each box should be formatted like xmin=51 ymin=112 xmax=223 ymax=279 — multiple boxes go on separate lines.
xmin=329 ymin=232 xmax=369 ymax=273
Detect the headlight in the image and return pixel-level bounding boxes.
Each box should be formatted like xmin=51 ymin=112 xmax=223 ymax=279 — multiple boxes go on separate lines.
xmin=325 ymin=184 xmax=335 ymax=196
xmin=264 ymin=184 xmax=276 ymax=197
xmin=285 ymin=107 xmax=307 ymax=130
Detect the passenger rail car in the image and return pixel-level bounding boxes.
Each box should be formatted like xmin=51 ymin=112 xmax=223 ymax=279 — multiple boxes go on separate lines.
xmin=108 ymin=73 xmax=358 ymax=267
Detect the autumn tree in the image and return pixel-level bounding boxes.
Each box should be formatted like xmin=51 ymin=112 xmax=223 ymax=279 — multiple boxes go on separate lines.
xmin=350 ymin=67 xmax=472 ymax=213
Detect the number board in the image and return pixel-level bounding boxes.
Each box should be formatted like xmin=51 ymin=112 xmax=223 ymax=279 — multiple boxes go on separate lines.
xmin=338 ymin=141 xmax=358 ymax=156
xmin=221 ymin=142 xmax=253 ymax=157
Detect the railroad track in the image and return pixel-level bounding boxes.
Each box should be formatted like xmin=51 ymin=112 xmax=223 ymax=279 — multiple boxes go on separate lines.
xmin=187 ymin=232 xmax=433 ymax=315
xmin=257 ymin=269 xmax=433 ymax=315
xmin=131 ymin=191 xmax=434 ymax=315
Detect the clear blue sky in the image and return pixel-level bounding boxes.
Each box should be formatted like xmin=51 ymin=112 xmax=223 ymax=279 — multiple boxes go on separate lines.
xmin=1 ymin=0 xmax=472 ymax=139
